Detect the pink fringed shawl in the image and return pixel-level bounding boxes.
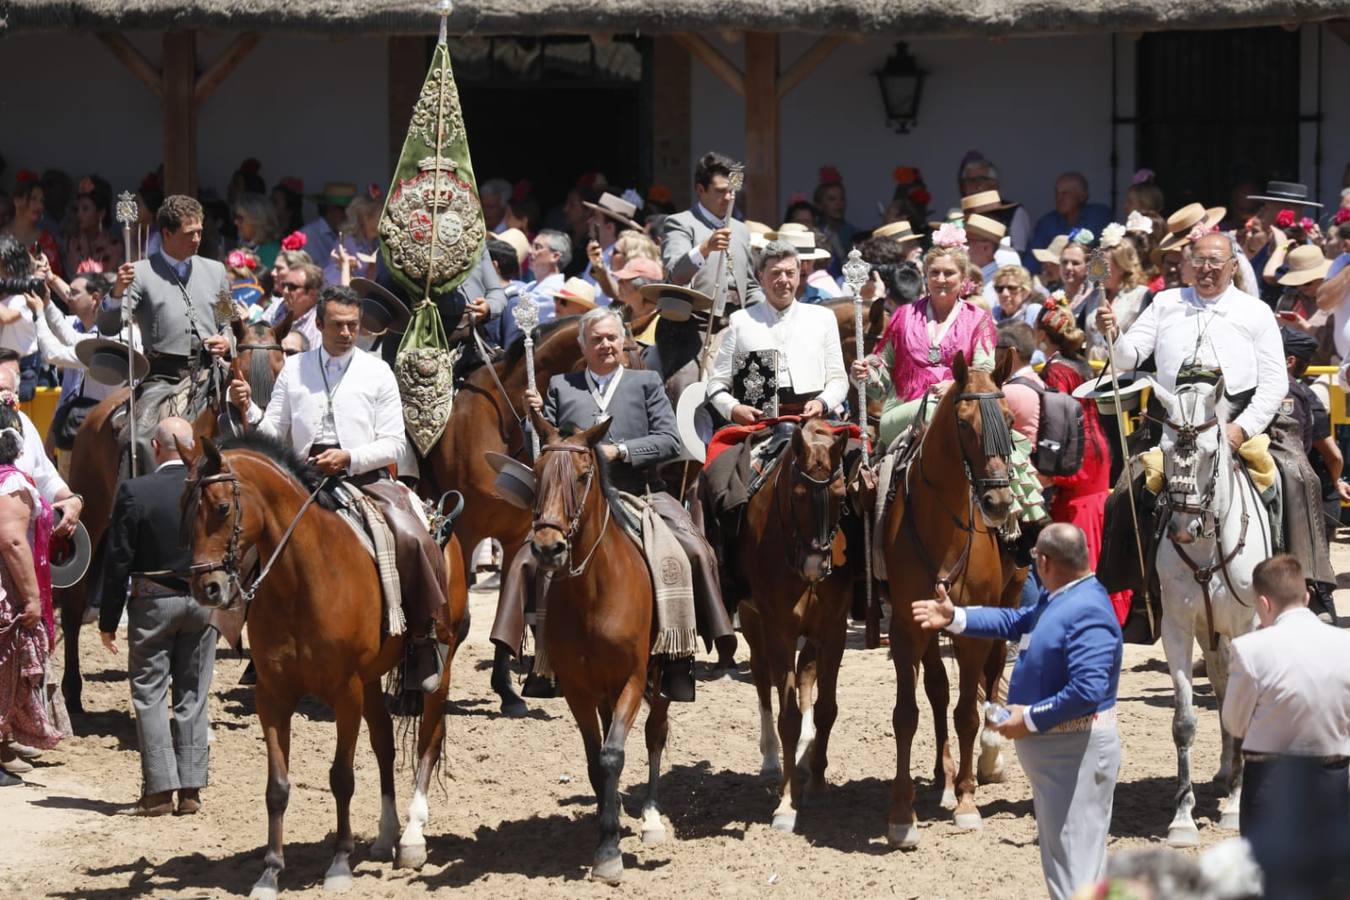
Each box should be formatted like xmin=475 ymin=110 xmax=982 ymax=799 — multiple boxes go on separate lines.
xmin=882 ymin=297 xmax=997 ymax=402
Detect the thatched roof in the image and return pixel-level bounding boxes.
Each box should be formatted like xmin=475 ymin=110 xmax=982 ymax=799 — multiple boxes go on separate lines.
xmin=3 ymin=0 xmax=1347 ymax=38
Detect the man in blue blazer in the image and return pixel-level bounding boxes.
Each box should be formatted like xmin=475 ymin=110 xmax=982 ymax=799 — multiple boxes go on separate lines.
xmin=913 ymin=522 xmax=1123 ymax=900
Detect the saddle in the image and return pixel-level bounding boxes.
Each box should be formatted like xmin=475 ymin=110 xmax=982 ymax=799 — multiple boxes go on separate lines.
xmin=110 ymin=362 xmax=235 ymax=478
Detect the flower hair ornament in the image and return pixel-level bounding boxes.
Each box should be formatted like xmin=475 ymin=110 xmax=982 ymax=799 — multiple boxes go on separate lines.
xmin=280 ymin=231 xmax=307 ymax=252
xmin=893 ymin=166 xmax=921 ymax=185
xmin=1068 ymin=227 xmax=1095 ymax=247
xmin=1335 ymin=208 xmax=1350 ymax=226
xmin=1099 ymin=222 xmax=1127 ymax=250
xmin=511 ymin=179 xmax=533 ymax=203
xmin=787 ymin=192 xmax=808 ymax=206
xmin=647 ymin=184 xmax=672 ymax=205
xmin=909 ymin=187 xmax=932 ymax=206
xmin=227 ymin=249 xmax=259 ymax=271
xmin=0 ymin=389 xmax=19 ymax=410
xmin=77 ymin=176 xmax=96 ymax=195
xmin=1275 ymin=209 xmax=1296 ymax=229
xmin=1131 ymin=168 xmax=1156 ymax=185
xmin=818 ymin=165 xmax=843 ymax=186
xmin=367 ymin=183 xmax=383 ymax=202
xmin=932 ymin=223 xmax=968 ymax=249
xmin=1125 ymin=210 xmax=1153 ymax=235
xmin=1043 ymin=290 xmax=1066 ymax=311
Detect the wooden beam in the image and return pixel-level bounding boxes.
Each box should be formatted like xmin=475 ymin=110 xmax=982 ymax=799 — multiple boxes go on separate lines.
xmin=195 ymin=33 xmax=262 ymax=105
xmin=96 ymin=32 xmax=162 ymax=98
xmin=162 ymin=32 xmax=198 ymax=197
xmin=743 ymin=32 xmax=779 ymax=224
xmin=1328 ymin=18 xmax=1350 ymax=48
xmin=777 ymin=35 xmax=845 ymax=100
xmin=671 ymin=33 xmax=744 ymax=96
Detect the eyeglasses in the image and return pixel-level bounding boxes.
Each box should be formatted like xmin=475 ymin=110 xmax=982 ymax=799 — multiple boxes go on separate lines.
xmin=280 ymin=282 xmax=306 ymax=292
xmin=1191 ymin=256 xmax=1233 ymax=270
xmin=283 ymin=348 xmax=300 ymax=356
xmin=995 ymin=284 xmax=1020 ymax=293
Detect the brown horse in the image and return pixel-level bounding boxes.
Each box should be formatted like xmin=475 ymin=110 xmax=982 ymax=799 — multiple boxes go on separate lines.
xmin=881 ymin=351 xmax=1026 ymax=848
xmin=735 ymin=418 xmax=854 ymax=831
xmin=57 ymin=323 xmax=284 ymax=713
xmin=529 ymin=413 xmax=671 ymax=883
xmin=183 ymin=433 xmax=467 ymax=898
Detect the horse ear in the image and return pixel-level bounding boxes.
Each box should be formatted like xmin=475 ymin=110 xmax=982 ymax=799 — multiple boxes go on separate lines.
xmin=230 ymin=316 xmax=246 ymax=344
xmin=176 ymin=435 xmax=201 ymax=470
xmin=581 ymin=415 xmax=614 ymax=447
xmin=1150 ymin=381 xmax=1176 ymax=415
xmin=530 ymin=408 xmax=559 ymax=447
xmin=200 ymin=437 xmax=224 ymax=476
xmin=992 ymin=347 xmax=1013 ymax=386
xmin=951 ymin=350 xmax=969 ymax=385
xmin=273 ymin=311 xmax=292 ymax=343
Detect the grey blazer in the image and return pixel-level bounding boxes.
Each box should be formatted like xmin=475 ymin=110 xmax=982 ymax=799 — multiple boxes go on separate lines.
xmin=543 ymin=368 xmax=680 ymax=494
xmin=661 ymin=207 xmax=763 ymax=308
xmin=98 ymin=253 xmax=229 ymax=356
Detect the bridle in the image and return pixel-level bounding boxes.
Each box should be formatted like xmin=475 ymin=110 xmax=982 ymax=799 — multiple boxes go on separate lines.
xmin=532 ymin=442 xmax=610 ymax=579
xmin=777 ymin=451 xmax=844 ymax=579
xmin=237 ymin=342 xmax=284 ymax=353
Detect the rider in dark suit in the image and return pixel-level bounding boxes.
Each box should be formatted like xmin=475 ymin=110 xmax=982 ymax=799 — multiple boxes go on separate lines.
xmin=490 ymin=306 xmax=735 ymax=702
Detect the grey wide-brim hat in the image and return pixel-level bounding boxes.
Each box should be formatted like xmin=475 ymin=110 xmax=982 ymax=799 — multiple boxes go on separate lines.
xmin=485 ymin=451 xmax=535 ymax=509
xmin=50 ymin=520 xmax=92 ymax=589
xmin=351 ymin=277 xmax=412 ymax=335
xmin=74 ymin=337 xmax=150 ymax=387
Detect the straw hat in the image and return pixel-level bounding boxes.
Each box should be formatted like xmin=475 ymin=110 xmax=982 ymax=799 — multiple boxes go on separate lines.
xmin=582 ymin=191 xmax=640 ymax=231
xmin=766 ymin=223 xmax=831 ymax=261
xmin=1032 ymin=234 xmax=1070 ymax=265
xmin=640 ymin=283 xmax=714 ymax=322
xmin=1157 ymin=203 xmax=1227 ymax=251
xmin=75 ymin=337 xmax=150 ymax=387
xmin=960 ymin=190 xmax=1014 ymax=215
xmin=551 ymin=276 xmax=598 ymax=313
xmin=1277 ymin=245 xmax=1332 ymax=286
xmin=310 ymin=181 xmax=358 ymax=207
xmin=351 ymin=277 xmax=411 ymax=335
xmin=964 ymin=213 xmax=1006 ymax=244
xmin=491 ymin=227 xmax=531 ymax=268
xmin=872 ymin=220 xmax=921 ymax=243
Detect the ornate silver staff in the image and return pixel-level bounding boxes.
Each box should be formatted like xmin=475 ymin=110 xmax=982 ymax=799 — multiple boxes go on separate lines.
xmin=1089 ymin=249 xmax=1155 ymax=638
xmin=115 ymin=190 xmax=140 ymax=472
xmin=843 ymin=249 xmax=874 ymax=625
xmin=705 ymin=164 xmax=745 ymax=336
xmin=512 ymin=294 xmax=542 ymax=458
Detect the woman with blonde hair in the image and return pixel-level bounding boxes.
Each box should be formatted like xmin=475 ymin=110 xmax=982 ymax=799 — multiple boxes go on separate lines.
xmin=327 ymin=192 xmax=382 ymax=285
xmin=991 ymin=264 xmax=1043 ymax=327
xmin=1086 ymin=237 xmax=1150 ymax=360
xmin=590 ymin=230 xmax=659 ymax=301
xmin=233 ymin=193 xmax=281 ymax=269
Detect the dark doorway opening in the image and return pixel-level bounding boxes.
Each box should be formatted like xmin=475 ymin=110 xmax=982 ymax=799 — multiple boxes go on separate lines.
xmin=1135 ymin=27 xmax=1301 ymax=211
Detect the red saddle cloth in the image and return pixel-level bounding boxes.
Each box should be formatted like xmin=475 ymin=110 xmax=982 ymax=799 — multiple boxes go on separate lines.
xmin=705 ymin=416 xmax=861 ymax=468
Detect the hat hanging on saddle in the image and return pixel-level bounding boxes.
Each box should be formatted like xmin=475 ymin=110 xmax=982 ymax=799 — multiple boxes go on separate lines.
xmin=75 ymin=337 xmax=150 ymax=387
xmin=1277 ymin=245 xmax=1332 ymax=287
xmin=50 ymin=520 xmax=92 ymax=589
xmin=485 ymin=451 xmax=535 ymax=509
xmin=640 ymin=283 xmax=713 ymax=322
xmin=1158 ymin=203 xmax=1227 ymax=252
xmin=872 ymin=220 xmax=922 ymax=244
xmin=351 ymin=277 xmax=412 ymax=336
xmin=1070 ymin=370 xmax=1153 ymax=416
xmin=582 ymin=192 xmax=641 ymax=231
xmin=1247 ymin=181 xmax=1322 ymax=209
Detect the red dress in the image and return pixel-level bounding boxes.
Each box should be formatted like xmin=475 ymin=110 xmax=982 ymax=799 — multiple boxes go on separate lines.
xmin=1040 ymin=355 xmax=1129 ymax=624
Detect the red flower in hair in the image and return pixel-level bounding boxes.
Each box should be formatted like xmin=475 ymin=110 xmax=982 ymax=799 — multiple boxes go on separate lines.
xmin=787 ymin=192 xmax=808 ymax=206
xmin=367 ymin=183 xmax=383 ymax=202
xmin=278 ymin=176 xmax=304 ymax=195
xmin=77 ymin=176 xmax=95 ymax=195
xmin=908 ymin=187 xmax=931 ymax=206
xmin=15 ymin=170 xmax=39 ymax=185
xmin=511 ymin=179 xmax=533 ymax=203
xmin=818 ymin=165 xmax=843 ymax=186
xmin=1275 ymin=209 xmax=1295 ymax=228
xmin=75 ymin=258 xmax=104 ymax=275
xmin=281 ymin=231 xmax=307 ymax=252
xmin=239 ymin=157 xmax=262 ymax=176
xmin=1335 ymin=208 xmax=1350 ymax=226
xmin=647 ymin=184 xmax=671 ymax=205
xmin=1299 ymin=216 xmax=1316 ymax=232
xmin=893 ymin=166 xmax=920 ymax=185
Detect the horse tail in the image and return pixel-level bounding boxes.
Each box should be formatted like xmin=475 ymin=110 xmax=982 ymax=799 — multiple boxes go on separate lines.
xmin=247 ymin=349 xmax=276 ymax=411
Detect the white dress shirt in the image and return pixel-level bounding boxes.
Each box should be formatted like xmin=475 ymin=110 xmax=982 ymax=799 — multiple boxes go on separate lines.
xmin=1107 ymin=284 xmax=1285 ymax=438
xmin=18 ymin=410 xmax=67 ymax=503
xmin=707 ymin=299 xmax=848 ymax=418
xmin=0 ymin=294 xmax=38 ymax=356
xmin=1222 ymin=607 xmax=1350 ymax=756
xmin=246 ymin=345 xmax=405 ymax=476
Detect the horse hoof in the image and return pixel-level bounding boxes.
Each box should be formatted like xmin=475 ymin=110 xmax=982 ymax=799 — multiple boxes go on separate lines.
xmin=641 ymin=826 xmax=667 ymax=846
xmin=1219 ymin=811 xmax=1241 ymax=831
xmin=249 ymin=888 xmax=278 ymax=900
xmin=499 ymin=697 xmax=528 ymax=718
xmin=771 ymin=811 xmax=797 ymax=832
xmin=590 ymin=856 xmax=624 ymax=884
xmin=953 ymin=811 xmax=983 ymax=831
xmin=323 ymin=873 xmax=353 ymax=893
xmin=371 ymin=840 xmax=396 ymax=862
xmin=939 ymin=788 xmax=957 ymax=810
xmin=397 ymin=841 xmax=428 ymax=870
xmin=887 ymin=822 xmax=920 ymax=849
xmin=758 ymin=764 xmax=782 ymax=784
xmin=1167 ymin=825 xmax=1201 ymax=848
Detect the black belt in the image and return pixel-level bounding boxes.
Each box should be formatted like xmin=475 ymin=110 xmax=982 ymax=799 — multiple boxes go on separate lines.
xmin=774 ymin=389 xmax=819 ymax=417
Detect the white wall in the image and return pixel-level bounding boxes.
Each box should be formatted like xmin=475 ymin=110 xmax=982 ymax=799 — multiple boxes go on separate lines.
xmin=1304 ymin=25 xmax=1350 ymax=207
xmin=0 ymin=32 xmax=390 ymax=214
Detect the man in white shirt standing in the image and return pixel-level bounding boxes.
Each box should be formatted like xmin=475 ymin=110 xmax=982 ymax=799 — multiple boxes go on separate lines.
xmin=1221 ymin=554 xmax=1350 ymax=896
xmin=228 ymin=285 xmax=449 ymax=692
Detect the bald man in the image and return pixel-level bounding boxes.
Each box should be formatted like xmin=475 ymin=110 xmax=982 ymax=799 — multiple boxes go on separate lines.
xmin=101 ymin=417 xmax=217 ymax=817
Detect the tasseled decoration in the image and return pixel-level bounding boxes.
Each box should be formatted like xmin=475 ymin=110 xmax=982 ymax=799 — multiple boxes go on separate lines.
xmin=979 ymin=396 xmax=1013 ymax=458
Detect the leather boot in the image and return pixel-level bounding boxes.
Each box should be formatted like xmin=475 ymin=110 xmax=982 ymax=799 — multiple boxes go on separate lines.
xmin=176 ymin=788 xmax=202 ymax=815
xmin=118 ymin=790 xmax=174 ymax=816
xmin=522 ymin=672 xmax=557 ymax=698
xmin=413 ymin=637 xmax=446 ymax=694
xmin=660 ymin=656 xmax=695 ymax=703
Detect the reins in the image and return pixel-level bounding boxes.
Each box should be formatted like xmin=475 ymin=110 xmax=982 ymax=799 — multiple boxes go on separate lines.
xmin=774 ymin=444 xmax=845 ymax=579
xmin=532 ymin=442 xmax=610 ymax=579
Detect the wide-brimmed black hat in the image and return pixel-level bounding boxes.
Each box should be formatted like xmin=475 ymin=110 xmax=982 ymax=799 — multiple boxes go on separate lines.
xmin=351 ymin=277 xmax=412 ymax=335
xmin=74 ymin=337 xmax=150 ymax=387
xmin=1247 ymin=181 xmax=1322 ymax=208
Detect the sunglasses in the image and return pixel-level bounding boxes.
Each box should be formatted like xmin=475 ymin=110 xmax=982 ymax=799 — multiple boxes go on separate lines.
xmin=283 ymin=348 xmax=301 ymax=356
xmin=995 ymin=284 xmax=1021 ymax=293
xmin=280 ymin=282 xmax=306 ymax=292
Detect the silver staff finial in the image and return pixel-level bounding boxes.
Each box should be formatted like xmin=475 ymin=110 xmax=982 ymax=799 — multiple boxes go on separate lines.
xmin=115 ymin=191 xmax=138 ymax=227
xmin=843 ymin=248 xmax=870 ymax=297
xmin=728 ymin=165 xmax=745 ymax=194
xmin=511 ymin=293 xmax=540 ymax=336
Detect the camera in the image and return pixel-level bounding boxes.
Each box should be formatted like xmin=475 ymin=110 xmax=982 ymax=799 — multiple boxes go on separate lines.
xmin=0 ymin=275 xmax=45 ymax=296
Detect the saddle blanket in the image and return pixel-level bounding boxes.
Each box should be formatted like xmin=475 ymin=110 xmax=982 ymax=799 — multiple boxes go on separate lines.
xmin=616 ymin=492 xmax=698 ymax=659
xmin=332 ymin=482 xmax=407 ymax=637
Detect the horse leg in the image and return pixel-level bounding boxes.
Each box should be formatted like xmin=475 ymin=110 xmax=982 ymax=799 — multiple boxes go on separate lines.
xmin=361 ymin=681 xmax=399 ymax=862
xmin=921 ymin=638 xmax=955 ymax=809
xmin=250 ymin=690 xmax=294 ymax=900
xmin=1161 ymin=610 xmax=1201 ymax=847
xmin=950 ymin=640 xmax=987 ymax=831
xmin=592 ymin=678 xmax=643 ymax=883
xmin=771 ymin=641 xmax=806 ymax=832
xmin=60 ymin=585 xmax=85 ymax=716
xmin=888 ymin=635 xmax=923 ymax=849
xmin=323 ymin=682 xmax=363 ymax=893
xmin=977 ymin=639 xmax=1008 ymax=785
xmin=807 ymin=615 xmax=846 ymax=794
xmin=739 ymin=603 xmax=781 ymax=782
xmin=640 ymin=695 xmax=671 ymax=845
xmin=399 ymin=637 xmax=454 ymax=870
xmin=1204 ymin=638 xmax=1242 ymax=830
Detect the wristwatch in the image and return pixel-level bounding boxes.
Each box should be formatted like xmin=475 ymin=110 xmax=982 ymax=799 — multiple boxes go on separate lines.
xmin=616 ymin=442 xmax=629 ymax=461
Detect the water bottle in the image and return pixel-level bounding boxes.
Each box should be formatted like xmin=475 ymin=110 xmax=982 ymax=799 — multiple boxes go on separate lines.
xmin=985 ymin=704 xmax=1012 ymax=726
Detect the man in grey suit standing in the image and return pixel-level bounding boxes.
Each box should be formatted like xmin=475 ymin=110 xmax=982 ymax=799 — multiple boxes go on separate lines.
xmin=103 ymin=195 xmax=234 ymax=471
xmin=491 ymin=306 xmax=735 ymax=702
xmin=661 ymin=152 xmax=763 ymax=309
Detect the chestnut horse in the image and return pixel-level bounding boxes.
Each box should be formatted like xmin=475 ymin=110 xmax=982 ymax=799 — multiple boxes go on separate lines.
xmin=57 ymin=323 xmax=284 ymax=713
xmin=881 ymin=351 xmax=1026 ymax=848
xmin=529 ymin=413 xmax=671 ymax=883
xmin=735 ymin=418 xmax=854 ymax=831
xmin=183 ymin=433 xmax=468 ymax=898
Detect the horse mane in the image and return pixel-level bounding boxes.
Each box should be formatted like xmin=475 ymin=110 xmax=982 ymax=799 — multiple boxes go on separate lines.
xmin=216 ymin=431 xmax=343 ymax=512
xmin=554 ymin=423 xmax=640 ymax=536
xmin=242 ymin=322 xmax=279 ymax=409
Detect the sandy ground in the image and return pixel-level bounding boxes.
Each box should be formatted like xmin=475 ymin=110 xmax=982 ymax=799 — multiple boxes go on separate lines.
xmin=4 ymin=541 xmax=1345 ymax=900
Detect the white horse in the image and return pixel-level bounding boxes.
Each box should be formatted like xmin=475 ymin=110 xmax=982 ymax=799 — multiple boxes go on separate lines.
xmin=1151 ymin=380 xmax=1271 ymax=846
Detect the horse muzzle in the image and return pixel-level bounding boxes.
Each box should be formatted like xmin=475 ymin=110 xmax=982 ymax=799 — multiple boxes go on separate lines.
xmin=191 ymin=570 xmax=236 ymax=610
xmin=1168 ymin=514 xmax=1204 ymax=545
xmin=530 ymin=530 xmax=570 ymax=573
xmin=797 ymin=549 xmax=833 ymax=584
xmin=977 ymin=486 xmax=1014 ymax=528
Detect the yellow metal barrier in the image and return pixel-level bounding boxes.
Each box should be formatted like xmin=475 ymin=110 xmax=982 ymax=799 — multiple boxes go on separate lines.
xmin=20 ymin=386 xmax=62 ymax=442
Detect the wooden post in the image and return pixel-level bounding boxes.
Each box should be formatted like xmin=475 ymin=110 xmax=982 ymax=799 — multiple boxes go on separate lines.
xmin=388 ymin=36 xmax=429 ymax=174
xmin=162 ymin=31 xmax=198 ymax=197
xmin=743 ymin=32 xmax=779 ymax=224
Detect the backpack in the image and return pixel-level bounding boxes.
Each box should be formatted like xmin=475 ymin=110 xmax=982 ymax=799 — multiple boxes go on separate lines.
xmin=1008 ymin=376 xmax=1085 ymax=477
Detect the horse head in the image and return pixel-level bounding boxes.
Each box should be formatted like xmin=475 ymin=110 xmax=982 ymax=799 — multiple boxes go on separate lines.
xmin=181 ymin=437 xmax=258 ymax=610
xmin=948 ymin=350 xmax=1016 ymax=527
xmin=782 ymin=418 xmax=849 ymax=583
xmin=529 ymin=411 xmax=612 ymax=574
xmin=1153 ymin=379 xmax=1229 ymax=545
xmin=233 ymin=320 xmax=286 ymax=411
